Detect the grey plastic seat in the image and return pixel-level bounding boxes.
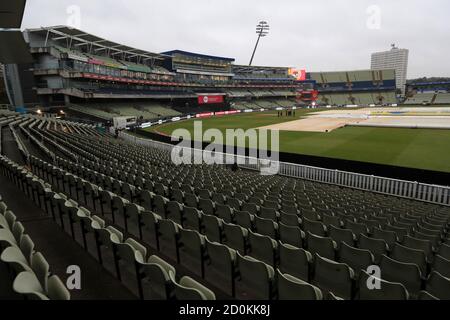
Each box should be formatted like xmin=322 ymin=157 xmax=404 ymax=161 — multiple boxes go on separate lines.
xmin=279 ymin=223 xmax=304 ymax=248
xmin=169 ymin=271 xmax=216 ymax=300
xmin=211 ymin=193 xmax=226 ymax=205
xmin=235 ymin=211 xmax=254 ymax=230
xmin=403 ymin=235 xmax=434 ymax=261
xmin=358 ymin=234 xmax=389 ymax=263
xmin=111 ymin=196 xmax=129 ymax=226
xmin=0 ymin=228 xmax=17 ymax=247
xmin=152 ymin=195 xmax=168 ymax=217
xmin=418 ymin=290 xmax=439 ymax=300
xmin=328 ymin=225 xmax=356 ymax=249
xmin=313 ymin=254 xmax=355 ymax=300
xmin=184 ymin=193 xmax=198 ymax=208
xmin=179 ymin=228 xmax=206 ymax=277
xmin=379 ymin=255 xmax=422 ymax=296
xmin=432 ymin=255 xmax=450 ymax=278
xmin=1 ymin=245 xmax=32 ymax=274
xmin=373 ymin=227 xmax=398 ymax=249
xmin=345 ymin=220 xmax=369 ymax=239
xmin=339 ymin=242 xmax=374 ymax=277
xmin=248 ymin=231 xmax=278 ymax=267
xmin=278 ymin=242 xmax=312 ymax=282
xmin=4 ymin=210 xmax=17 ymax=229
xmin=236 ymin=252 xmax=275 ymax=300
xmin=94 ymin=224 xmax=123 ymax=271
xmin=141 ymin=255 xmax=175 ymax=300
xmin=183 ymin=207 xmax=202 ymax=232
xmin=327 ymin=292 xmax=344 ymax=300
xmin=307 ymin=232 xmax=337 ymax=260
xmin=413 ymin=230 xmax=440 ymax=248
xmin=259 ymin=207 xmax=279 ymax=221
xmin=242 ymin=203 xmax=259 ymax=216
xmin=227 ymin=198 xmax=242 ymax=211
xmin=166 ymin=201 xmax=184 ymax=225
xmin=203 ymin=214 xmax=223 ymax=243
xmin=116 ymin=238 xmax=148 ymax=298
xmin=280 ymin=212 xmax=301 ymax=227
xmin=281 ymin=206 xmax=299 ymax=215
xmin=322 ymin=213 xmax=343 ymax=228
xmin=223 ymin=222 xmax=248 ymax=254
xmin=13 ymin=272 xmax=70 ymax=300
xmin=254 ymin=216 xmax=278 ymax=239
xmin=437 ymin=243 xmax=450 ymax=260
xmin=154 ymin=183 xmax=168 ymax=197
xmin=0 ymin=201 xmax=7 ymax=214
xmin=302 ymin=217 xmax=327 ymax=237
xmin=215 ymin=204 xmax=234 ymax=223
xmin=199 ymin=198 xmax=215 ymax=215
xmin=425 ymin=271 xmax=450 ymax=300
xmin=301 ymin=208 xmax=320 ymax=221
xmin=27 ymin=252 xmax=50 ymax=292
xmin=141 ymin=211 xmax=160 ymax=250
xmin=205 ymin=239 xmax=237 ymax=296
xmin=159 ymin=219 xmax=180 ymax=262
xmin=358 ymin=270 xmax=409 ymax=300
xmin=277 ymin=269 xmax=322 ymax=300
xmin=384 ymin=225 xmax=408 ymax=242
xmin=138 ymin=190 xmax=154 ymax=211
xmin=391 ymin=243 xmax=427 ymax=276
xmin=171 ymin=189 xmax=184 ymax=204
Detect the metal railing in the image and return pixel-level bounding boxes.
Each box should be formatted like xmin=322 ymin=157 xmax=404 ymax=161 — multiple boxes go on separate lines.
xmin=118 ymin=130 xmax=450 ymax=207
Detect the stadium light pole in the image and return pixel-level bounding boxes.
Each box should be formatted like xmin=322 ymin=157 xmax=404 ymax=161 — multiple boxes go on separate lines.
xmin=249 ymin=21 xmax=269 ymax=66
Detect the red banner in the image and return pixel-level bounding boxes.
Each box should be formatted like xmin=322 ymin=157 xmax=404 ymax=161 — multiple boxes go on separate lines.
xmin=196 ymin=112 xmax=214 ymax=118
xmin=215 ymin=110 xmax=240 ymax=116
xmin=198 ymin=95 xmax=224 ymax=105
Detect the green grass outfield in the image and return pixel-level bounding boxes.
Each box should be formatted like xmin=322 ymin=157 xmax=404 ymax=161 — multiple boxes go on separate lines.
xmin=145 ymin=110 xmax=450 ymax=173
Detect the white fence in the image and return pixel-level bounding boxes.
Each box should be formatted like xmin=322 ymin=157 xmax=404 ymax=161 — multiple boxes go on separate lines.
xmin=118 ymin=130 xmax=450 ymax=207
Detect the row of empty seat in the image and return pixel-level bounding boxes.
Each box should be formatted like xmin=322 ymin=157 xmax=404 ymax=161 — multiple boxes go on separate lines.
xmin=2 ymin=111 xmax=450 ymax=300
xmin=0 ymin=191 xmax=70 ymax=300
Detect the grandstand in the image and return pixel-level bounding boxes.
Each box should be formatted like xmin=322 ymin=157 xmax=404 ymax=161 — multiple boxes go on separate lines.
xmin=1 ymin=110 xmax=450 ymax=301
xmin=309 ymin=70 xmax=398 ymax=106
xmin=68 ymin=102 xmax=181 ymax=121
xmin=2 ymin=26 xmax=312 ymax=122
xmin=405 ymin=81 xmax=450 ymax=105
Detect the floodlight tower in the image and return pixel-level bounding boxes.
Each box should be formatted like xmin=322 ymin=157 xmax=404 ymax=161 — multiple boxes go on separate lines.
xmin=249 ymin=21 xmax=269 ymax=66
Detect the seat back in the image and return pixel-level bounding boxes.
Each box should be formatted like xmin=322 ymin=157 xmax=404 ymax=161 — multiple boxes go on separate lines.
xmin=236 ymin=253 xmax=274 ymax=300
xmin=313 ymin=254 xmax=354 ymax=300
xmin=47 ymin=275 xmax=71 ymax=300
xmin=278 ymin=242 xmax=311 ymax=282
xmin=358 ymin=270 xmax=408 ymax=300
xmin=277 ymin=269 xmax=322 ymax=300
xmin=31 ymin=252 xmax=50 ymax=292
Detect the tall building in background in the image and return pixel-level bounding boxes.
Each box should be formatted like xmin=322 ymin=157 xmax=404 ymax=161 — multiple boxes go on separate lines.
xmin=371 ymin=45 xmax=409 ymax=94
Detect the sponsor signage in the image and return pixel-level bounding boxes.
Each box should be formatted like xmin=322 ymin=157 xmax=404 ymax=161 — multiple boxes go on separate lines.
xmin=197 ymin=95 xmax=224 ymax=105
xmin=288 ymin=68 xmax=307 ymax=81
xmin=214 ymin=110 xmax=240 ymax=116
xmin=196 ymin=112 xmax=214 ymax=118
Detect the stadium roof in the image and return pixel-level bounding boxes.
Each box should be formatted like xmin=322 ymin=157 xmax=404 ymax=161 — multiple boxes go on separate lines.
xmin=0 ymin=0 xmax=26 ymax=28
xmin=161 ymin=50 xmax=235 ymax=62
xmin=25 ymin=26 xmax=168 ymax=61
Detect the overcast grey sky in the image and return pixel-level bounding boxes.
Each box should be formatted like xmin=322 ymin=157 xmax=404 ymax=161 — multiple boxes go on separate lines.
xmin=21 ymin=0 xmax=450 ymax=78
